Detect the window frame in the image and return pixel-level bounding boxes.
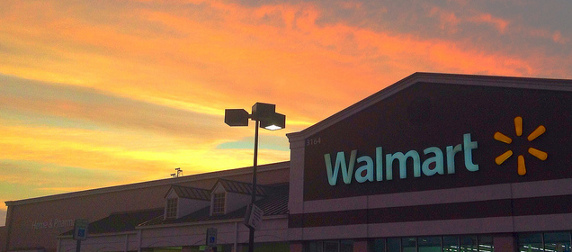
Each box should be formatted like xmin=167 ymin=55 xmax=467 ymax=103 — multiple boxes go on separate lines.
xmin=165 ymin=198 xmax=178 ymax=219
xmin=212 ymin=192 xmax=226 ymax=215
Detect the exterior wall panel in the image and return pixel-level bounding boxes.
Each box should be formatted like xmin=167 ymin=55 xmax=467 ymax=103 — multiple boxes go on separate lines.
xmin=287 ymin=73 xmax=572 ymax=243
xmin=5 ymin=163 xmax=289 ymax=252
xmin=7 ymin=185 xmax=168 ymax=252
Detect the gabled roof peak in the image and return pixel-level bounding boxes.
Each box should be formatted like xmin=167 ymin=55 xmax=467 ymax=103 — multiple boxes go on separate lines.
xmin=212 ymin=178 xmax=272 ymax=197
xmin=166 ymin=185 xmax=210 ymax=201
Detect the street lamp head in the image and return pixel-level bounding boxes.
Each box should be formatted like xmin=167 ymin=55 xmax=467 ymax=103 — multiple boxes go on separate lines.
xmin=260 ymin=112 xmax=285 ymax=130
xmin=225 ymin=109 xmax=249 ymax=126
xmin=225 ymin=103 xmax=285 ymax=130
xmin=251 ymin=103 xmax=276 ymax=121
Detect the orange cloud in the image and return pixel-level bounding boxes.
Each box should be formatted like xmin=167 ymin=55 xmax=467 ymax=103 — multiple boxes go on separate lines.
xmin=469 ymin=13 xmax=509 ymax=34
xmin=0 ymin=0 xmax=551 ymax=124
xmin=429 ymin=7 xmax=461 ymax=34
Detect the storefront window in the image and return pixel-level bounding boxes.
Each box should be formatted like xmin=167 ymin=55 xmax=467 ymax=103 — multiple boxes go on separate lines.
xmin=478 ymin=235 xmax=493 ymax=252
xmin=443 ymin=236 xmax=459 ymax=252
xmin=340 ymin=240 xmax=354 ymax=252
xmin=419 ymin=237 xmax=442 ymax=252
xmin=519 ymin=233 xmax=544 ymax=252
xmin=369 ymin=235 xmax=494 ymax=252
xmin=306 ymin=241 xmax=324 ymax=252
xmin=402 ymin=237 xmax=417 ymax=252
xmin=370 ymin=239 xmax=386 ymax=252
xmin=306 ymin=240 xmax=353 ymax=252
xmin=387 ymin=238 xmax=401 ymax=252
xmin=460 ymin=236 xmax=477 ymax=252
xmin=544 ymin=232 xmax=571 ymax=252
xmin=518 ymin=232 xmax=572 ymax=252
xmin=324 ymin=241 xmax=339 ymax=252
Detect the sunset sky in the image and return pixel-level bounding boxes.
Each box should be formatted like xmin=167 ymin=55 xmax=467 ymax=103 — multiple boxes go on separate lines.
xmin=1 ymin=0 xmax=571 ymax=225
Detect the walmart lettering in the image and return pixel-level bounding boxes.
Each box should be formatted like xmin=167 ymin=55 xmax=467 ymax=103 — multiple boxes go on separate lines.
xmin=324 ymin=133 xmax=478 ymax=186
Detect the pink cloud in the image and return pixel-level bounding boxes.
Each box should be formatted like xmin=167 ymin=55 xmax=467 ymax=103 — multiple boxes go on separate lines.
xmin=429 ymin=7 xmax=461 ymax=34
xmin=468 ymin=13 xmax=509 ymax=34
xmin=0 ymin=0 xmax=557 ymax=124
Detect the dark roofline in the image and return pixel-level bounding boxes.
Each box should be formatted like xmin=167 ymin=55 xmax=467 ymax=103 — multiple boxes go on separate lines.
xmin=287 ymin=72 xmax=572 ymax=141
xmin=212 ymin=178 xmax=273 ymax=196
xmin=6 ymin=161 xmax=289 ymax=206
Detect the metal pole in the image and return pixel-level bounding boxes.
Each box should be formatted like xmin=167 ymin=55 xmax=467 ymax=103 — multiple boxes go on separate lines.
xmin=249 ymin=119 xmax=259 ymax=252
xmin=76 ymin=239 xmax=81 ymax=252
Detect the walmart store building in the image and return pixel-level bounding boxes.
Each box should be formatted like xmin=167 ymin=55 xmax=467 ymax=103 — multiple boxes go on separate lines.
xmin=3 ymin=73 xmax=571 ymax=252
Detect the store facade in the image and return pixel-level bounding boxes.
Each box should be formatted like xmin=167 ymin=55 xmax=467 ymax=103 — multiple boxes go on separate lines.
xmin=286 ymin=73 xmax=572 ymax=252
xmin=3 ymin=73 xmax=572 ymax=252
xmin=4 ymin=162 xmax=290 ymax=252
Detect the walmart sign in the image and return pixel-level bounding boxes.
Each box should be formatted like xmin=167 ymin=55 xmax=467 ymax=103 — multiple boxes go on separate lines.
xmin=324 ymin=133 xmax=479 ymax=186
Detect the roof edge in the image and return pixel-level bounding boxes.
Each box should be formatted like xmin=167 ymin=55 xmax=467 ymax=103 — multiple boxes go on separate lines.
xmin=287 ymin=72 xmax=572 ymax=140
xmin=6 ymin=161 xmax=289 ymax=206
xmin=212 ymin=178 xmax=272 ymax=196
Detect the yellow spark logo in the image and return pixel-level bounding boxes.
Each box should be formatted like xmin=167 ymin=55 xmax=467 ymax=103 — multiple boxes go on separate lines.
xmin=493 ymin=116 xmax=548 ymax=176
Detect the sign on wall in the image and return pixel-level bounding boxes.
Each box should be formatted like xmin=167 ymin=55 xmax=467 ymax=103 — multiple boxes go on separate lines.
xmin=303 ymin=82 xmax=572 ymax=201
xmin=73 ymin=219 xmax=89 ymax=241
xmin=206 ymin=228 xmax=217 ymax=247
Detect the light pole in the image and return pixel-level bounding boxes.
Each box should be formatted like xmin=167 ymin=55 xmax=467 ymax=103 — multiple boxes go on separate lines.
xmin=224 ymin=102 xmax=285 ymax=252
